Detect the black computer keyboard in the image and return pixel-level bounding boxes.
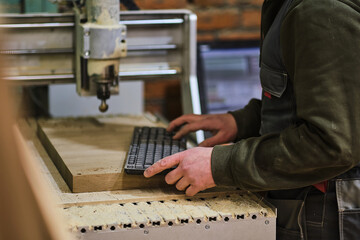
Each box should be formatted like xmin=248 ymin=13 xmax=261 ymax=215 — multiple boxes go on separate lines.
xmin=124 ymin=126 xmax=187 ymax=174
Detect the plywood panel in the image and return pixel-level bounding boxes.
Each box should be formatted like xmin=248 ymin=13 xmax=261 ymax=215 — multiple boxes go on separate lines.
xmin=37 ymin=115 xmax=170 ymax=193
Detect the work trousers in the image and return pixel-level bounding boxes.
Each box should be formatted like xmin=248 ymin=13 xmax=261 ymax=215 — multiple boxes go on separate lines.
xmin=266 ymin=182 xmax=339 ymax=240
xmin=266 ymin=166 xmax=360 ymax=240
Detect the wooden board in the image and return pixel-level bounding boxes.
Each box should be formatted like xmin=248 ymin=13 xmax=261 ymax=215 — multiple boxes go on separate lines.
xmin=18 ymin=118 xmax=241 ymax=208
xmin=37 ymin=115 xmax=171 ymax=193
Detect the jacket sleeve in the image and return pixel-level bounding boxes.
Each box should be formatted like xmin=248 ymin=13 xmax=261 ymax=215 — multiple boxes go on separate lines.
xmin=228 ymin=98 xmax=262 ymax=141
xmin=211 ymin=0 xmax=360 ymax=191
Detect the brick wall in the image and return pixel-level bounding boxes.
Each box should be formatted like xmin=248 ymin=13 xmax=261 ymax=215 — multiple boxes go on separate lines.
xmin=127 ymin=0 xmax=262 ymax=120
xmin=124 ymin=0 xmax=262 ymax=42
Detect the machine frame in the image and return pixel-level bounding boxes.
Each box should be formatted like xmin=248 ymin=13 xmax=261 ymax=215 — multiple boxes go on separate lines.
xmin=0 ymin=10 xmax=201 ymax=120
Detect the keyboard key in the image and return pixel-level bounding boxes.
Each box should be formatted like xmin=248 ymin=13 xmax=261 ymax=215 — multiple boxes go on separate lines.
xmin=150 ymin=128 xmax=157 ymax=138
xmin=130 ymin=145 xmax=138 ymax=155
xmin=157 ymin=128 xmax=165 ymax=136
xmin=154 ymin=143 xmax=163 ymax=162
xmin=162 ymin=145 xmax=171 ymax=158
xmin=128 ymin=156 xmax=136 ymax=164
xmin=171 ymin=144 xmax=179 ymax=155
xmin=145 ymin=140 xmax=155 ymax=166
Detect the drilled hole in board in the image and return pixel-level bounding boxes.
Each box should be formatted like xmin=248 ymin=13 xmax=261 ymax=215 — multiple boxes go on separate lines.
xmin=237 ymin=214 xmax=245 ymax=220
xmin=80 ymin=228 xmax=86 ymax=233
xmin=152 ymin=221 xmax=160 ymax=226
xmin=209 ymin=217 xmax=217 ymax=221
xmin=181 ymin=219 xmax=189 ymax=224
xmin=94 ymin=226 xmax=102 ymax=231
xmin=168 ymin=221 xmax=173 ymax=226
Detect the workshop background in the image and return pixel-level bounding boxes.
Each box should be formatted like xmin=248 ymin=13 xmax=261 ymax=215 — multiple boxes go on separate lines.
xmin=0 ymin=0 xmax=262 ymax=120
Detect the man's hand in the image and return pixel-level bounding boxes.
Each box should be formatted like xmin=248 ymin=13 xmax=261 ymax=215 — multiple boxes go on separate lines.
xmin=144 ymin=147 xmax=216 ymax=196
xmin=167 ymin=113 xmax=237 ymax=147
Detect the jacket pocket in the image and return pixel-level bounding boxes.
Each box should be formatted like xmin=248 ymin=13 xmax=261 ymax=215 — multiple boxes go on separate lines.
xmin=260 ymin=63 xmax=288 ymax=98
xmin=336 ymin=179 xmax=360 ymax=240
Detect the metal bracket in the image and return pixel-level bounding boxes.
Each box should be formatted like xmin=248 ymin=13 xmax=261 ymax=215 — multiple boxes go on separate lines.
xmin=80 ymin=23 xmax=127 ymax=59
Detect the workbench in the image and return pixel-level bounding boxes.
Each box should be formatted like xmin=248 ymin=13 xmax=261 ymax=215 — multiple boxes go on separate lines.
xmin=18 ymin=114 xmax=276 ymax=240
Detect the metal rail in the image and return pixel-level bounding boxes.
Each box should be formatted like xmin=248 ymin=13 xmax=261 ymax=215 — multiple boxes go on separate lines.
xmin=4 ymin=68 xmax=181 ymax=85
xmin=0 ymin=48 xmax=74 ymax=55
xmin=0 ymin=22 xmax=74 ymax=28
xmin=3 ymin=74 xmax=75 ymax=85
xmin=0 ymin=44 xmax=178 ymax=55
xmin=0 ymin=18 xmax=184 ymax=29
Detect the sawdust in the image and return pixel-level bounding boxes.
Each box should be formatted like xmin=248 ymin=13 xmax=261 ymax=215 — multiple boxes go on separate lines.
xmin=62 ymin=193 xmax=275 ymax=229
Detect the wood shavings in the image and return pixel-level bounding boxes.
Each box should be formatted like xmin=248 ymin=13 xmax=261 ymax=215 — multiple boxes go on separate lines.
xmin=63 ymin=204 xmax=132 ymax=229
xmin=204 ymin=197 xmax=234 ymax=218
xmin=136 ymin=202 xmax=163 ymax=225
xmin=233 ymin=194 xmax=271 ymax=217
xmin=163 ymin=201 xmax=191 ymax=224
xmin=122 ymin=203 xmax=148 ymax=226
xmin=176 ymin=199 xmax=218 ymax=220
xmin=62 ymin=193 xmax=275 ymax=230
xmin=149 ymin=201 xmax=177 ymax=223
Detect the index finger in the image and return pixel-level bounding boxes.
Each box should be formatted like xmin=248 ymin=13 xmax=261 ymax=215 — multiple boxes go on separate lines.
xmin=167 ymin=114 xmax=201 ymax=132
xmin=172 ymin=118 xmax=213 ymax=139
xmin=143 ymin=153 xmax=182 ymax=178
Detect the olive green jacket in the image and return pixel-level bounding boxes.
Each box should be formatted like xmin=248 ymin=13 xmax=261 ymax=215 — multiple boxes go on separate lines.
xmin=211 ymin=0 xmax=360 ymax=191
